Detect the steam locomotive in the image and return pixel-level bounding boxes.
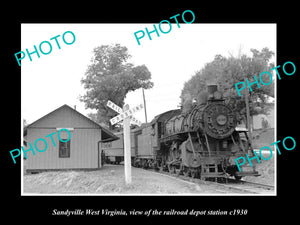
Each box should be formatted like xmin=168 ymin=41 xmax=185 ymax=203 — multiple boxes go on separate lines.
xmin=102 ymin=85 xmax=259 ymax=180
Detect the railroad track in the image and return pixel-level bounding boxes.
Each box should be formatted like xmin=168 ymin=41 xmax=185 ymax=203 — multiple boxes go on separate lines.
xmin=220 ymin=179 xmax=275 ymax=194
xmin=145 ymin=167 xmax=275 ymax=194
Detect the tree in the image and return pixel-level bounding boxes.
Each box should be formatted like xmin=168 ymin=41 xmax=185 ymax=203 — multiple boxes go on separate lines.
xmin=80 ymin=44 xmax=153 ymax=127
xmin=180 ymin=47 xmax=275 ymax=123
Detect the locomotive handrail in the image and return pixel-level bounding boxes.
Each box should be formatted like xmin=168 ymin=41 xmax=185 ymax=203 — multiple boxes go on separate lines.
xmin=204 ymin=133 xmax=211 ymax=157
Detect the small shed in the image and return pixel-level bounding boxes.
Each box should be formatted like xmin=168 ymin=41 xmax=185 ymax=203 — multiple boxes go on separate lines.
xmin=24 ymin=104 xmax=118 ymax=172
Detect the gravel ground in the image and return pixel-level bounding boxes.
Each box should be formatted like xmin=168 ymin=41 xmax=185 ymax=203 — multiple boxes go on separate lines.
xmin=23 ymin=160 xmax=275 ymax=195
xmin=23 ymin=165 xmax=202 ymax=194
xmin=23 ymin=165 xmax=240 ymax=195
xmin=242 ymin=156 xmax=275 ymax=186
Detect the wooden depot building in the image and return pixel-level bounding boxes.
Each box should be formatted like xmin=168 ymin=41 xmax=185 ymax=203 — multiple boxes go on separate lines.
xmin=24 ymin=104 xmax=118 ymax=173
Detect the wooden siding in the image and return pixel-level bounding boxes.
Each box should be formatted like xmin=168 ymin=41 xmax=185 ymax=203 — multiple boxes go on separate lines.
xmin=25 ymin=105 xmax=104 ymax=170
xmin=26 ymin=128 xmax=101 ymax=170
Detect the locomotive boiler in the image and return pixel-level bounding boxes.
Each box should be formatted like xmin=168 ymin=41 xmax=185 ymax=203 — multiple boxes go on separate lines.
xmin=157 ymin=85 xmax=259 ymax=179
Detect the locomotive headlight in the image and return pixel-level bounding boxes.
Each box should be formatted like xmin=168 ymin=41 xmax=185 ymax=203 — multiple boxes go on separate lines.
xmin=216 ymin=114 xmax=227 ymax=125
xmin=213 ymin=91 xmax=222 ymax=99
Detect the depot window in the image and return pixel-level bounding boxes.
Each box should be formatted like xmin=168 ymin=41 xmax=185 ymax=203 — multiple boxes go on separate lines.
xmin=59 ymin=139 xmax=70 ymax=158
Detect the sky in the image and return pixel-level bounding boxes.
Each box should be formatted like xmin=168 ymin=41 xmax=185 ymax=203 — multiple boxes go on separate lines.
xmin=21 ymin=23 xmax=276 ymax=125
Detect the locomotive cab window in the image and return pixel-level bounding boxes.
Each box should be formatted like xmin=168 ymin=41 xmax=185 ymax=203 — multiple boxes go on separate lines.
xmin=59 ymin=139 xmax=70 ymax=158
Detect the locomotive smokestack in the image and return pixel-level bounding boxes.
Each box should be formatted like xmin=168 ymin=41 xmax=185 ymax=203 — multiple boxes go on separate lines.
xmin=207 ymin=85 xmax=218 ymax=95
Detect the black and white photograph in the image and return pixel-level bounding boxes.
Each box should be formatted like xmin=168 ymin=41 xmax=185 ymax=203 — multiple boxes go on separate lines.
xmin=5 ymin=6 xmax=298 ymax=223
xmin=20 ymin=23 xmax=276 ymax=195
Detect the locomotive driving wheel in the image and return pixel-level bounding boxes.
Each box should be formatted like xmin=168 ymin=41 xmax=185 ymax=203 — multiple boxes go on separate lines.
xmin=190 ymin=168 xmax=200 ymax=179
xmin=167 ymin=164 xmax=176 ymax=173
xmin=180 ymin=165 xmax=190 ymax=177
xmin=175 ymin=163 xmax=184 ymax=176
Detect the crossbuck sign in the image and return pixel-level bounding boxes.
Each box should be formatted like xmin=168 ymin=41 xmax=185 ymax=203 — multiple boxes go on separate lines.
xmin=107 ymin=100 xmax=144 ymax=184
xmin=107 ymin=101 xmax=143 ymax=126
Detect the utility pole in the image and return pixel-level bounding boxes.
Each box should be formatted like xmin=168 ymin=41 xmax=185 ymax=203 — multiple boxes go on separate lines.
xmin=244 ymin=77 xmax=253 ymax=149
xmin=142 ymin=88 xmax=148 ymax=123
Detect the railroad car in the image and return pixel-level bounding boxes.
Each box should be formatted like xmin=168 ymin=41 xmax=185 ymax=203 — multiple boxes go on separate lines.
xmin=102 ymin=130 xmax=138 ymax=164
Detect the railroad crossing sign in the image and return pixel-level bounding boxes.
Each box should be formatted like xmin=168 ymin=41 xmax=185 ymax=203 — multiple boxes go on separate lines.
xmin=107 ymin=100 xmax=144 ymax=184
xmin=107 ymin=100 xmax=143 ymax=126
